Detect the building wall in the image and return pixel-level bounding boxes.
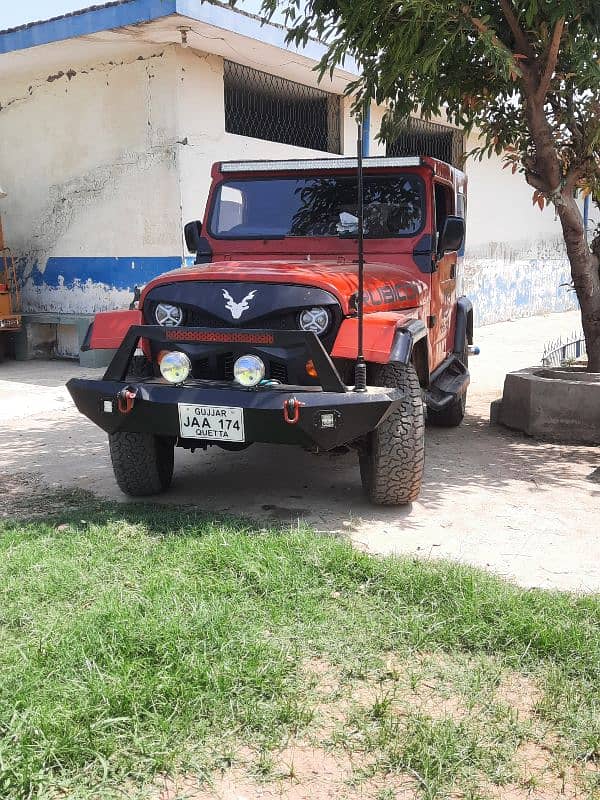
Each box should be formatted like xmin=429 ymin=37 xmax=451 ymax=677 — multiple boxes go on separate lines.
xmin=174 ymin=49 xmax=361 ymax=237
xmin=0 ymin=44 xmax=185 ymax=315
xmin=463 ymin=132 xmax=579 ymax=326
xmin=0 ymin=43 xmax=362 ymax=322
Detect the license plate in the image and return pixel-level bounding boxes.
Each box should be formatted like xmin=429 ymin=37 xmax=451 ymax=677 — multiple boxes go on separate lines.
xmin=178 ymin=404 xmax=244 ymax=442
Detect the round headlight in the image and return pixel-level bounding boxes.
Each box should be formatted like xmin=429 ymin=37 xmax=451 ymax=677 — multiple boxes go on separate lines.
xmin=159 ymin=351 xmax=191 ymax=384
xmin=233 ymin=354 xmax=265 ymax=387
xmin=298 ymin=306 xmax=330 ymax=336
xmin=155 ymin=303 xmax=184 ymax=327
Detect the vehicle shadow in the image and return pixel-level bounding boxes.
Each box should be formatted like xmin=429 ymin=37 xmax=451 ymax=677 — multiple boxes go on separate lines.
xmin=0 ymin=408 xmax=597 ymax=535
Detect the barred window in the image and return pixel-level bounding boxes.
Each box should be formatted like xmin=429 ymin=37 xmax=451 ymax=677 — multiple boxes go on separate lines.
xmin=387 ymin=118 xmax=464 ymax=168
xmin=224 ymin=60 xmax=341 ymax=154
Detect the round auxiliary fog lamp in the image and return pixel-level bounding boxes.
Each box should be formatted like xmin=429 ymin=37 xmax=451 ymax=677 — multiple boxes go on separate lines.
xmin=234 ymin=354 xmax=265 ymax=387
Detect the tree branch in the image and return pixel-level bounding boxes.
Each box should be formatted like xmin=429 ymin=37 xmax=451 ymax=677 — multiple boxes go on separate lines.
xmin=536 ymin=18 xmax=565 ymax=104
xmin=461 ymin=5 xmax=522 ymax=75
xmin=564 ymin=88 xmax=584 ymax=146
xmin=524 ymin=170 xmax=550 ymax=193
xmin=564 ymin=162 xmax=588 ymax=195
xmin=498 ymin=0 xmax=535 ymax=60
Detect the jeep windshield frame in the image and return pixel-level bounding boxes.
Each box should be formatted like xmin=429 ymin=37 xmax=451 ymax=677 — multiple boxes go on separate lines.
xmin=207 ymin=174 xmax=426 ymax=241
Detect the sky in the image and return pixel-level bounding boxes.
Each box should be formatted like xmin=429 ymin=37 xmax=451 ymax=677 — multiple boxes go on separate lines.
xmin=0 ymin=0 xmax=92 ymax=29
xmin=0 ymin=0 xmax=269 ymax=30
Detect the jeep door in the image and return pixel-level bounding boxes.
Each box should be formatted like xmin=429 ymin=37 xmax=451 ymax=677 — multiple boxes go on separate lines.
xmin=429 ymin=180 xmax=458 ymax=368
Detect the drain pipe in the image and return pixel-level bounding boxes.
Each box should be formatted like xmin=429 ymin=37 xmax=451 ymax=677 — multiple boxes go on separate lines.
xmin=361 ymin=104 xmax=371 ymax=157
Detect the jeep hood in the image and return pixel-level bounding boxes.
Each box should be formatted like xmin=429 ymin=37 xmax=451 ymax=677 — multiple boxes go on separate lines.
xmin=140 ymin=260 xmax=428 ymax=315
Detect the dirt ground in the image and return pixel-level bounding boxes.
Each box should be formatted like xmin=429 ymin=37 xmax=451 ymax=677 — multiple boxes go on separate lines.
xmin=1 ymin=309 xmax=598 ymax=593
xmin=149 ymin=653 xmax=596 ymax=800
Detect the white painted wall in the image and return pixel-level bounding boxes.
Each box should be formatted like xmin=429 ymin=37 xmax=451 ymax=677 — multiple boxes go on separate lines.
xmin=0 ymin=43 xmax=183 ymax=312
xmin=0 ymin=41 xmax=359 ymax=321
xmin=175 ymin=49 xmax=361 ymax=231
xmin=465 ymin=133 xmax=567 ymax=249
xmin=463 ymin=131 xmax=579 ymax=324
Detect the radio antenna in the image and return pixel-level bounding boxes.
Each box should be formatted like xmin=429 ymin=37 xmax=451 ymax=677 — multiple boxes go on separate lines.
xmin=354 ymin=119 xmax=367 ymax=392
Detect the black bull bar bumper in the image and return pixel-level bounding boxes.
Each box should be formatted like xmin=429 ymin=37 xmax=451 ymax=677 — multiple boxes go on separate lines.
xmin=67 ymin=325 xmax=404 ymax=450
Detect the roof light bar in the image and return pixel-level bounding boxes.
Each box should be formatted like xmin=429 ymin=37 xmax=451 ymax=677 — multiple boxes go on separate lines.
xmin=220 ymin=157 xmax=422 ymax=173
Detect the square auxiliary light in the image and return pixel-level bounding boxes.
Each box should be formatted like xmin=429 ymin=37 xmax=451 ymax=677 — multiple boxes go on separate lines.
xmin=320 ymin=412 xmax=336 ymax=429
xmin=103 ymin=400 xmax=113 ymax=414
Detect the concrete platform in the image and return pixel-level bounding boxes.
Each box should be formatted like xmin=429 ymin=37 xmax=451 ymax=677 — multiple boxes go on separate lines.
xmin=492 ymin=366 xmax=600 ymax=444
xmin=12 ymin=312 xmax=114 ymax=367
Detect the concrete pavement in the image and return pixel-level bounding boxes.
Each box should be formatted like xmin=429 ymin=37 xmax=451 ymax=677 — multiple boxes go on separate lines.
xmin=1 ymin=309 xmax=598 ymax=592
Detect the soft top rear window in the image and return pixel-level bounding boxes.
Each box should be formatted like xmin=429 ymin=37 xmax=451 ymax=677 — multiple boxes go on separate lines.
xmin=209 ymin=174 xmax=425 ymax=239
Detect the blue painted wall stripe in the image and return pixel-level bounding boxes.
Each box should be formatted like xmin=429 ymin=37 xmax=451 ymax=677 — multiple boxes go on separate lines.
xmin=26 ymin=257 xmax=183 ymax=290
xmin=19 ymin=256 xmax=580 ymax=327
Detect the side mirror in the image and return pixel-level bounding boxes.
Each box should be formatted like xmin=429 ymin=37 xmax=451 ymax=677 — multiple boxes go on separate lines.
xmin=438 ymin=216 xmax=465 ymax=256
xmin=184 ymin=220 xmax=203 ymax=253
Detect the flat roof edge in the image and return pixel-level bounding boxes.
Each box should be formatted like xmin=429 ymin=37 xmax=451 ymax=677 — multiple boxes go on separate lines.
xmin=0 ymin=0 xmax=360 ymax=77
xmin=0 ymin=0 xmax=176 ymax=55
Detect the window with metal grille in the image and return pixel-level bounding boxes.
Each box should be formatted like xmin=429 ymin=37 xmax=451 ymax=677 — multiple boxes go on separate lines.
xmin=224 ymin=60 xmax=341 ymax=154
xmin=387 ymin=118 xmax=464 ymax=167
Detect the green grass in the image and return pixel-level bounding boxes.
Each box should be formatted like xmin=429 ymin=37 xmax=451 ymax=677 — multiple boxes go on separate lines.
xmin=0 ymin=490 xmax=599 ymax=799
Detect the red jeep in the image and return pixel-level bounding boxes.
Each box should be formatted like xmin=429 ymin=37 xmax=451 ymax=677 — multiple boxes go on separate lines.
xmin=68 ymin=156 xmax=473 ymax=505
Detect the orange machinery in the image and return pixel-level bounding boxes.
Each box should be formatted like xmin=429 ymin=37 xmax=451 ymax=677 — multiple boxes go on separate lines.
xmin=0 ymin=187 xmax=21 ymax=334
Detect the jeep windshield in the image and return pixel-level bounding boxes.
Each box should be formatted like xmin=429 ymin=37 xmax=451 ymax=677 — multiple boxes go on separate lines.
xmin=208 ymin=175 xmax=425 ymax=239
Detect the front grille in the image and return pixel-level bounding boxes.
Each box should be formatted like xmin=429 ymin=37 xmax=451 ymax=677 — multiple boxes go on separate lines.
xmin=193 ymin=352 xmax=235 ymax=381
xmin=220 ymin=353 xmax=235 ymax=381
xmin=202 ymin=352 xmax=289 ymax=383
xmin=192 ymin=357 xmax=210 ymax=379
xmin=270 ymin=362 xmax=288 ymax=383
xmin=183 ymin=306 xmax=300 ymax=331
xmin=144 ymin=298 xmax=341 ymax=386
xmin=144 ymin=301 xmax=341 ymax=340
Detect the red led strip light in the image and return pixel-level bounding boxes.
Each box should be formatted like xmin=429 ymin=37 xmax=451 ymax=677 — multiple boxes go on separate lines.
xmin=165 ymin=330 xmax=275 ymax=345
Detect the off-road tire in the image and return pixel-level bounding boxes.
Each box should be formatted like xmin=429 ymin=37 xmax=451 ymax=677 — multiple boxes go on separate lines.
xmin=427 ymin=341 xmax=468 ymax=428
xmin=108 ymin=432 xmax=174 ymax=497
xmin=359 ymin=362 xmax=425 ymax=505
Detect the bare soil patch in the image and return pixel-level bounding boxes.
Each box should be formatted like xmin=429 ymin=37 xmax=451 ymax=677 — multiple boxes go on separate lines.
xmin=147 ymin=654 xmax=595 ymax=800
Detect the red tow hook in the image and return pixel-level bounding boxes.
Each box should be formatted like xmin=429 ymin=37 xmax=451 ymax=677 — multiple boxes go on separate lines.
xmin=117 ymin=386 xmax=138 ymax=415
xmin=283 ymin=396 xmax=304 ymax=425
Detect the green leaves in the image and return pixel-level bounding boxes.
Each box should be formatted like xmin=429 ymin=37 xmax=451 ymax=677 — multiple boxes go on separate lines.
xmin=264 ymin=0 xmax=600 ymax=204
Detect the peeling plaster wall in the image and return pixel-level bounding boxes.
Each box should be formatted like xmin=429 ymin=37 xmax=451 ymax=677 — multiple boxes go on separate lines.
xmin=0 ymin=44 xmax=183 ymax=314
xmin=463 ymin=132 xmax=579 ymax=325
xmin=464 ymin=239 xmax=577 ymax=326
xmin=0 ymin=42 xmax=361 ymax=330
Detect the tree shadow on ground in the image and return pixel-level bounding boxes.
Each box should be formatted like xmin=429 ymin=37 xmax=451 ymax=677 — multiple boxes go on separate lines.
xmin=0 ymin=409 xmax=597 ymax=533
xmin=0 ymin=479 xmax=250 ymax=538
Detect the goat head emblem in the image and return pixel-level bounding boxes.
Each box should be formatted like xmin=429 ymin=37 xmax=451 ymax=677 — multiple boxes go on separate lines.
xmin=222 ymin=289 xmax=257 ymax=320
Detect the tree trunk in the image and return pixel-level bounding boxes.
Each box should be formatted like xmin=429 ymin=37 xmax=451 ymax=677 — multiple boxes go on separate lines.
xmin=556 ymin=194 xmax=600 ymax=372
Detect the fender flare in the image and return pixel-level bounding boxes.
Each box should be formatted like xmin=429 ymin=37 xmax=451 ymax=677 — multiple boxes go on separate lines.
xmin=331 ymin=313 xmax=426 ymax=364
xmin=388 ymin=319 xmax=427 ymax=364
xmin=389 ymin=319 xmax=429 ymax=386
xmin=454 ymin=296 xmax=473 ymax=353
